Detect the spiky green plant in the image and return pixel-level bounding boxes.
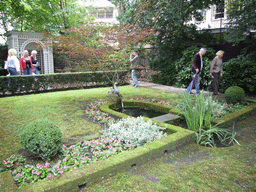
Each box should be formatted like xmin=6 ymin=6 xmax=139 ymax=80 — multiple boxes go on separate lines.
xmin=177 ymin=91 xmax=239 ymax=147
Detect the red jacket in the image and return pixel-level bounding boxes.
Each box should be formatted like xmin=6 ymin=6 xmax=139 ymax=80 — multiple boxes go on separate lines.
xmin=20 ymin=56 xmax=33 ymax=73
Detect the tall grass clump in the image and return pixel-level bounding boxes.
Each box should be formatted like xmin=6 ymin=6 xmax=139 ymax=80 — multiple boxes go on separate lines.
xmin=178 ymin=91 xmax=213 ymax=132
xmin=177 ymin=91 xmax=239 ymax=147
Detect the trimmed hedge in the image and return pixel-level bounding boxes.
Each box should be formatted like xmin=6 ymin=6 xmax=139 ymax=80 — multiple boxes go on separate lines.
xmin=224 ymin=86 xmax=245 ymax=104
xmin=0 ymin=70 xmax=129 ymax=96
xmin=20 ymin=118 xmax=63 ymax=161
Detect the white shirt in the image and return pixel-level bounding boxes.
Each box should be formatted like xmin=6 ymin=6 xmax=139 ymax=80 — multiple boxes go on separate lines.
xmin=7 ymin=55 xmax=20 ymax=72
xmin=200 ymin=53 xmax=203 ymax=71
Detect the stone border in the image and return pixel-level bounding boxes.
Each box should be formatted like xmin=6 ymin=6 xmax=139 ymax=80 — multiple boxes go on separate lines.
xmin=211 ymin=102 xmax=256 ymax=127
xmin=1 ymin=100 xmax=255 ymax=191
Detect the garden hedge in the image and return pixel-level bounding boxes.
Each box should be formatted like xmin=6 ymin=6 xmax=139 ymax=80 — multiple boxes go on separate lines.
xmin=0 ymin=70 xmax=129 ymax=97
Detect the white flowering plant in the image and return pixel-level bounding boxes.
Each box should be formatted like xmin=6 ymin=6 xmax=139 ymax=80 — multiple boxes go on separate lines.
xmin=101 ymin=116 xmax=167 ymax=147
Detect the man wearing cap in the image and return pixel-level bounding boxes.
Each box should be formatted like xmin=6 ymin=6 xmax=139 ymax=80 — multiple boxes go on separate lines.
xmin=130 ymin=50 xmax=142 ymax=87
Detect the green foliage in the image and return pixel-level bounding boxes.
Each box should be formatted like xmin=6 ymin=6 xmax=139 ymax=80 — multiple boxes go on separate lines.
xmin=195 ymin=123 xmax=240 ymax=147
xmin=1 ymin=155 xmax=25 ymax=172
xmin=221 ymin=55 xmax=256 ymax=94
xmin=177 ymin=91 xmax=240 ymax=147
xmin=20 ymin=118 xmax=63 ymax=161
xmin=113 ymin=0 xmax=219 ymax=86
xmin=101 ymin=116 xmax=167 ymax=147
xmin=0 ymin=71 xmax=129 ymax=97
xmin=224 ymin=86 xmax=245 ymax=104
xmin=177 ymin=91 xmax=213 ymax=132
xmin=173 ymin=46 xmax=215 ymax=89
xmin=226 ymin=0 xmax=256 ymax=43
xmin=0 ymin=0 xmax=92 ymax=33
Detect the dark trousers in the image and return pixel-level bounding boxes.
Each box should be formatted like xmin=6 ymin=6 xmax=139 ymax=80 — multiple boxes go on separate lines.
xmin=208 ymin=72 xmax=221 ymax=94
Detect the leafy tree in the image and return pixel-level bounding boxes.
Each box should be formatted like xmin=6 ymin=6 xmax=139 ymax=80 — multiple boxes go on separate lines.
xmin=0 ymin=0 xmax=92 ymax=34
xmin=111 ymin=0 xmax=220 ymax=86
xmin=226 ymin=0 xmax=256 ymax=59
xmin=44 ymin=24 xmax=154 ymax=85
xmin=226 ymin=0 xmax=256 ymax=43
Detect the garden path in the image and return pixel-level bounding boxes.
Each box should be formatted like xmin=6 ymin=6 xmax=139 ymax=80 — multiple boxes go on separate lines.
xmin=136 ymin=81 xmax=256 ymax=102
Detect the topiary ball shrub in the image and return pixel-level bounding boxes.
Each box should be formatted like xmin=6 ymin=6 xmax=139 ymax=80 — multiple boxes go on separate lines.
xmin=20 ymin=118 xmax=63 ymax=161
xmin=224 ymin=86 xmax=245 ymax=104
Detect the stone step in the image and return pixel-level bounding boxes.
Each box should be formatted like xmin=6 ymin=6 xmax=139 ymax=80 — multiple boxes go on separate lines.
xmin=152 ymin=113 xmax=181 ymax=122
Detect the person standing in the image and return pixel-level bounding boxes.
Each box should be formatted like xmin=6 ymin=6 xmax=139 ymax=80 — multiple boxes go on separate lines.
xmin=20 ymin=50 xmax=33 ymax=75
xmin=208 ymin=50 xmax=224 ymax=95
xmin=130 ymin=50 xmax=142 ymax=87
xmin=6 ymin=48 xmax=20 ymax=76
xmin=187 ymin=48 xmax=207 ymax=95
xmin=31 ymin=50 xmax=40 ymax=74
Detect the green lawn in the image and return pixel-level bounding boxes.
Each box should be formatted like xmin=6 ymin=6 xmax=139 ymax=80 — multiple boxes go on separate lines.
xmin=2 ymin=86 xmax=255 ymax=191
xmin=0 ymin=86 xmax=180 ymax=162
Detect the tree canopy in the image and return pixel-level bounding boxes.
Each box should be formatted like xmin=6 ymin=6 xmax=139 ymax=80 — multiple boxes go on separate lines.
xmin=110 ymin=0 xmax=220 ymax=85
xmin=0 ymin=0 xmax=92 ymax=33
xmin=226 ymin=0 xmax=256 ymax=43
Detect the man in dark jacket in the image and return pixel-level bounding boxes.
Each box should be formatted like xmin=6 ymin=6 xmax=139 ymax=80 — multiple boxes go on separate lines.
xmin=187 ymin=48 xmax=207 ymax=95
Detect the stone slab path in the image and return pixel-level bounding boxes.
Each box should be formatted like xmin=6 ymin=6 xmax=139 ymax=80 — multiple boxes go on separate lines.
xmin=152 ymin=113 xmax=181 ymax=122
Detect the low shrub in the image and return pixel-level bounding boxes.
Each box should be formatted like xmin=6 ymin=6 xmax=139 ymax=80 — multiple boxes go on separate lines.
xmin=101 ymin=116 xmax=167 ymax=147
xmin=224 ymin=86 xmax=245 ymax=104
xmin=20 ymin=118 xmax=63 ymax=161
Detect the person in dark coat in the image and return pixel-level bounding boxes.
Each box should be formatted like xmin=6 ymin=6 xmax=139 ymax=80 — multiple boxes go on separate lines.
xmin=187 ymin=48 xmax=207 ymax=95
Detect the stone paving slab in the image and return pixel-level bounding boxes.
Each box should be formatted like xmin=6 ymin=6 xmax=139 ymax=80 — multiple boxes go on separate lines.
xmin=152 ymin=113 xmax=181 ymax=122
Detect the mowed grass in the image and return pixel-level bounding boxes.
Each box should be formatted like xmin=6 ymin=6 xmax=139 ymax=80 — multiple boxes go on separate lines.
xmin=82 ymin=113 xmax=256 ymax=192
xmin=1 ymin=85 xmax=256 ymax=191
xmin=0 ymin=86 xmax=180 ymax=162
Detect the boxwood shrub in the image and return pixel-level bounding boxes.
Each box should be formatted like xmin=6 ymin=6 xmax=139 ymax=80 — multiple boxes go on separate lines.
xmin=224 ymin=86 xmax=245 ymax=104
xmin=20 ymin=118 xmax=63 ymax=161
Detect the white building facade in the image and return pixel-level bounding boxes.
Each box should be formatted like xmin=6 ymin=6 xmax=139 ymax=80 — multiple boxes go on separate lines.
xmin=187 ymin=0 xmax=228 ymax=32
xmin=79 ymin=0 xmax=119 ymax=24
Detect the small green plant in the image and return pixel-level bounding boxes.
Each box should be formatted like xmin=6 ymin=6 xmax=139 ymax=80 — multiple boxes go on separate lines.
xmin=101 ymin=116 xmax=167 ymax=147
xmin=196 ymin=123 xmax=240 ymax=147
xmin=0 ymin=155 xmax=25 ymax=172
xmin=177 ymin=91 xmax=240 ymax=147
xmin=20 ymin=118 xmax=63 ymax=161
xmin=224 ymin=86 xmax=245 ymax=104
xmin=177 ymin=91 xmax=213 ymax=132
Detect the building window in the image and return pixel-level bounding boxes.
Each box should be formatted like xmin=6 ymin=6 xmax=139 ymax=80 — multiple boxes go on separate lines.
xmin=92 ymin=7 xmax=114 ymax=19
xmin=215 ymin=2 xmax=224 ymax=19
xmin=195 ymin=9 xmax=206 ymax=22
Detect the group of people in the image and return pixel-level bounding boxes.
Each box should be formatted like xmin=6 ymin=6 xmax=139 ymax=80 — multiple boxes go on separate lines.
xmin=130 ymin=48 xmax=224 ymax=95
xmin=5 ymin=49 xmax=41 ymax=76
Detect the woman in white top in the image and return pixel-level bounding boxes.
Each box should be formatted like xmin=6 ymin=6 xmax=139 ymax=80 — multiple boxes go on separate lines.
xmin=6 ymin=48 xmax=20 ymax=76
